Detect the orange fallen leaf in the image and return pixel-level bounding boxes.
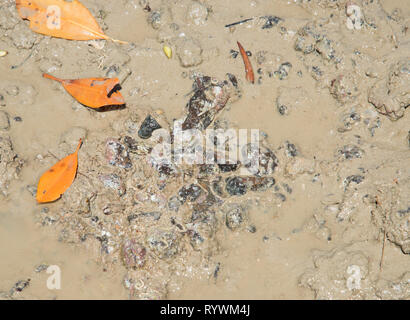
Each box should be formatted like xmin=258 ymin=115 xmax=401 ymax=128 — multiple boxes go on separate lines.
xmin=16 ymin=0 xmax=127 ymax=43
xmin=43 ymin=73 xmax=125 ymax=109
xmin=237 ymin=41 xmax=255 ymax=84
xmin=37 ymin=139 xmax=82 ymax=203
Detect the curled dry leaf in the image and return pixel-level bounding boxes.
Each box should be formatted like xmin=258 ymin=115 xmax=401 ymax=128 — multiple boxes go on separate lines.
xmin=43 ymin=73 xmax=125 ymax=109
xmin=37 ymin=139 xmax=82 ymax=203
xmin=16 ymin=0 xmax=127 ymax=43
xmin=237 ymin=41 xmax=255 ymax=84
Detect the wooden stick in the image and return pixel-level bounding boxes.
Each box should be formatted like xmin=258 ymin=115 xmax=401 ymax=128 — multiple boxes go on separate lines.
xmin=225 ymin=18 xmax=254 ymax=28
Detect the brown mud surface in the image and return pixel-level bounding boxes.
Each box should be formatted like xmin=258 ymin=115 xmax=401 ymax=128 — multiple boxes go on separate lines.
xmin=0 ymin=0 xmax=409 ymax=299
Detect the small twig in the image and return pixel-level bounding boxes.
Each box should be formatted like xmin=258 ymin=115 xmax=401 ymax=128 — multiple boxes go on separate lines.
xmin=11 ymin=39 xmax=42 ymax=70
xmin=77 ymin=171 xmax=91 ymax=181
xmin=225 ymin=18 xmax=254 ymax=28
xmin=111 ymin=38 xmax=129 ymax=45
xmin=48 ymin=151 xmax=59 ymax=161
xmin=380 ymin=229 xmax=386 ymax=271
xmin=11 ymin=49 xmax=36 ymax=70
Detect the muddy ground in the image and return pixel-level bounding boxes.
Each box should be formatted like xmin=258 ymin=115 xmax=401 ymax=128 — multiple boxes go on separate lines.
xmin=0 ymin=0 xmax=409 ymax=299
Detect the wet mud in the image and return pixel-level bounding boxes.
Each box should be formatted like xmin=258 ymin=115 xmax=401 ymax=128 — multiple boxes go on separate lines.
xmin=0 ymin=0 xmax=409 ymax=299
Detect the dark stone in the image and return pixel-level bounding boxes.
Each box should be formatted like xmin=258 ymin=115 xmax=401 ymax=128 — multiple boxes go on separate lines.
xmin=282 ymin=183 xmax=293 ymax=194
xmin=312 ymin=66 xmax=323 ymax=77
xmin=261 ymin=15 xmax=282 ymax=29
xmin=226 ymin=73 xmax=238 ymax=88
xmin=218 ymin=163 xmax=239 ymax=172
xmin=11 ymin=279 xmax=30 ymax=294
xmin=34 ymin=264 xmax=48 ymax=273
xmin=345 ymin=175 xmax=364 ymax=186
xmin=285 ymin=141 xmax=298 ymax=157
xmin=278 ymin=104 xmax=288 ymax=115
xmin=178 ymin=184 xmax=203 ymax=203
xmin=157 ymin=163 xmax=175 ymax=176
xmin=230 ymin=50 xmax=239 ymax=58
xmin=138 ymin=115 xmax=161 ymax=139
xmin=249 ymin=177 xmax=276 ymax=191
xmin=275 ymin=62 xmax=292 ymax=80
xmin=226 ymin=177 xmax=248 ymax=196
xmin=275 ymin=193 xmax=286 ymax=202
xmin=397 ymin=207 xmax=410 ymax=218
xmin=337 ymin=145 xmax=364 ymax=160
xmin=198 ymin=164 xmax=218 ymax=177
xmin=213 ymin=263 xmax=221 ymax=279
xmin=96 ymin=235 xmax=109 ymax=254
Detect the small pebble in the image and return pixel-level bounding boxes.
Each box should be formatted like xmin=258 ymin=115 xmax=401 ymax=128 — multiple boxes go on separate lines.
xmin=230 ymin=50 xmax=238 ymax=58
xmin=122 ymin=239 xmax=146 ymax=269
xmin=26 ymin=185 xmax=37 ymax=197
xmin=105 ymin=139 xmax=132 ymax=169
xmin=261 ymin=16 xmax=282 ymax=29
xmin=275 ymin=193 xmax=287 ymax=202
xmin=225 ymin=206 xmax=247 ymax=231
xmin=11 ymin=279 xmax=30 ymax=294
xmin=178 ymin=184 xmax=203 ymax=203
xmin=337 ymin=145 xmax=364 ymax=160
xmin=35 ymin=264 xmax=49 ymax=273
xmin=226 ymin=177 xmax=248 ymax=196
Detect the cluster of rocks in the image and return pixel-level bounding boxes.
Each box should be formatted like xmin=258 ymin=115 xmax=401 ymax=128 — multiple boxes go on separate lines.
xmin=1 ymin=0 xmax=408 ymax=300
xmin=32 ymin=72 xmax=290 ymax=299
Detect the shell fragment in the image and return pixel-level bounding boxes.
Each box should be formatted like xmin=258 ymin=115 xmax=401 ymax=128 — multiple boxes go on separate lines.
xmin=163 ymin=46 xmax=172 ymax=59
